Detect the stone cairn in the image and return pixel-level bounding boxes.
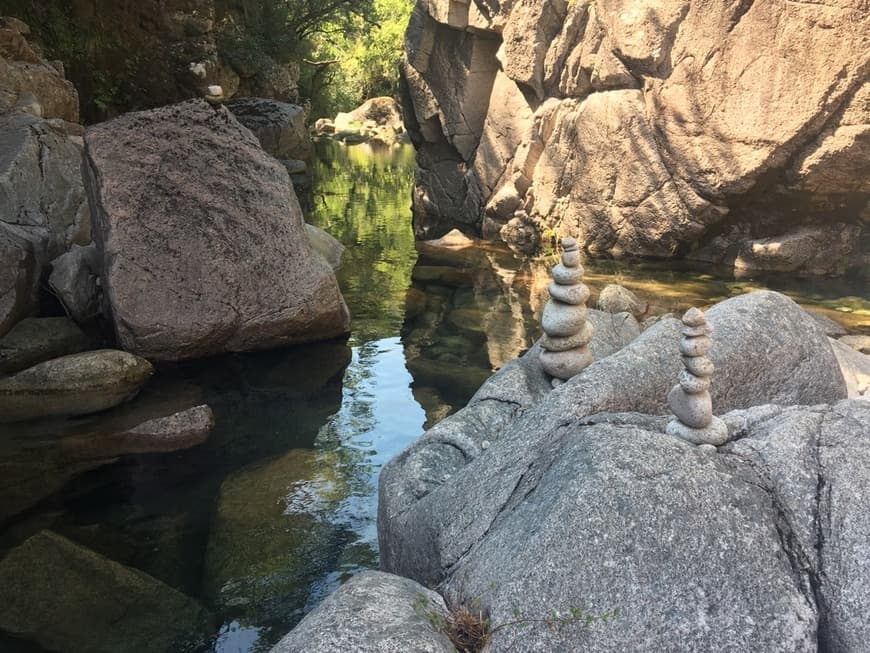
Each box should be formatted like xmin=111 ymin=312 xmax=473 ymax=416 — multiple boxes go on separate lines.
xmin=666 ymin=307 xmax=727 ymax=447
xmin=540 ymin=237 xmax=594 ymax=387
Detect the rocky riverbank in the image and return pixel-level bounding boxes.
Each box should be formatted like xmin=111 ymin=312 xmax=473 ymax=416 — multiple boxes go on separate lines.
xmin=274 ymin=289 xmax=870 ymax=652
xmin=400 ymin=0 xmax=869 ymax=278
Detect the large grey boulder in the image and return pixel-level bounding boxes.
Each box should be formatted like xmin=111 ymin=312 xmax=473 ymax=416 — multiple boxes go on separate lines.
xmin=379 ymin=291 xmax=846 ymax=585
xmin=84 ymin=99 xmax=349 ymax=361
xmin=0 ymin=530 xmax=213 ymax=653
xmin=0 ymin=349 xmax=153 ymax=422
xmin=0 ymin=316 xmax=90 ymax=375
xmin=0 ymin=228 xmax=35 ymax=336
xmin=441 ymin=414 xmax=818 ymax=652
xmin=270 ymin=571 xmax=454 ymax=653
xmin=305 ymin=223 xmax=345 ymax=270
xmin=227 ymin=97 xmax=311 ymax=160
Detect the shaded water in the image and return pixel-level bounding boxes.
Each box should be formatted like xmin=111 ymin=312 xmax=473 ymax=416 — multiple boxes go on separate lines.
xmin=0 ymin=140 xmax=868 ymax=653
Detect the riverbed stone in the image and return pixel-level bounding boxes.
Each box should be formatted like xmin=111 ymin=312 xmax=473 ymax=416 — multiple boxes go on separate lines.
xmin=547 ymin=281 xmax=590 ymax=306
xmin=62 ymin=404 xmax=215 ymax=459
xmin=203 ymin=447 xmax=349 ymax=624
xmin=0 ymin=317 xmax=90 ymax=375
xmin=84 ymin=99 xmax=349 ymax=361
xmin=838 ymin=335 xmax=870 ymax=355
xmin=0 ymin=349 xmax=153 ymax=422
xmin=0 ymin=530 xmax=214 ymax=653
xmin=269 ymin=571 xmax=454 ymax=653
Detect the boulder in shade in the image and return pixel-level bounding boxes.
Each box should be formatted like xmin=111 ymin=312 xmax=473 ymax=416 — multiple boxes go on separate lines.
xmin=0 ymin=316 xmax=90 ymax=375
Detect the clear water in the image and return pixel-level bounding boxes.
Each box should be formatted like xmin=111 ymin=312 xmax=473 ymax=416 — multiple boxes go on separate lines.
xmin=0 ymin=139 xmax=867 ymax=653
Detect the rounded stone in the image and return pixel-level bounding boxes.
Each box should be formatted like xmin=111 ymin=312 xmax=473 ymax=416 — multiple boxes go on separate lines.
xmin=540 ymin=347 xmax=593 ymax=380
xmin=540 ymin=321 xmax=594 ymax=352
xmin=666 ymin=416 xmax=728 ymax=446
xmin=682 ymin=307 xmax=706 ymax=327
xmin=683 ymin=355 xmax=714 ymax=377
xmin=667 ymin=384 xmax=713 ymax=429
xmin=552 ymin=263 xmax=584 ymax=286
xmin=679 ymin=369 xmax=711 ymax=394
xmin=680 ymin=335 xmax=713 ymax=357
xmin=682 ymin=324 xmax=713 ymax=337
xmin=561 ymin=250 xmax=581 ymax=267
xmin=541 ymin=301 xmax=588 ymax=338
xmin=548 ymin=281 xmax=590 ymax=306
xmin=561 ymin=237 xmax=579 ymax=252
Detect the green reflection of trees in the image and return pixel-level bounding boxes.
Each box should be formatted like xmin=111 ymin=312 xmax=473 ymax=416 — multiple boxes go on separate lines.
xmin=307 ymin=140 xmax=418 ymax=345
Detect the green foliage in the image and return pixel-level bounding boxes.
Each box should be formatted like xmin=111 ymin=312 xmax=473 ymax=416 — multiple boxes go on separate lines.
xmin=299 ymin=0 xmax=415 ymax=118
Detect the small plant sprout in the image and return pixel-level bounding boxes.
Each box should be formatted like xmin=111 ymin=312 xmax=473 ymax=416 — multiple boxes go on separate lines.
xmin=414 ymin=589 xmax=620 ymax=652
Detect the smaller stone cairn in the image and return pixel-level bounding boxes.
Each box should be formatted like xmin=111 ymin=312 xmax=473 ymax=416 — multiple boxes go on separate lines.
xmin=205 ymin=85 xmax=225 ymax=105
xmin=666 ymin=307 xmax=727 ymax=447
xmin=540 ymin=237 xmax=594 ymax=387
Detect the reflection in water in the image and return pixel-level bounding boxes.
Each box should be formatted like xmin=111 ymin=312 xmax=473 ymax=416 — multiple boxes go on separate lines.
xmin=0 ymin=139 xmax=867 ymax=653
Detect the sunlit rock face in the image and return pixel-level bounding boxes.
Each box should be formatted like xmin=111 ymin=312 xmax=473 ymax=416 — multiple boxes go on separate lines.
xmin=401 ymin=0 xmax=870 ymax=276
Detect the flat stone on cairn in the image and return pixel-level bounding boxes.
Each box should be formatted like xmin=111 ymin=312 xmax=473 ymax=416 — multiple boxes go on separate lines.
xmin=540 ymin=237 xmax=594 ymax=386
xmin=666 ymin=307 xmax=727 ymax=446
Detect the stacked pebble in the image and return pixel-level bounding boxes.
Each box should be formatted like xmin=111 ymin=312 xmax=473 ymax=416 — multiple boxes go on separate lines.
xmin=665 ymin=307 xmax=727 ymax=446
xmin=539 ymin=237 xmax=594 ymax=387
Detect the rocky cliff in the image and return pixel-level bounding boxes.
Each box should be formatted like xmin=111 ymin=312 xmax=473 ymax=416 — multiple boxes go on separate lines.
xmin=401 ymin=0 xmax=869 ymax=277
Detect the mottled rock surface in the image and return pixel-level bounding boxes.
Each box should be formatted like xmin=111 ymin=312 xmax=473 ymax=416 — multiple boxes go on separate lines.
xmin=402 ymin=0 xmax=869 ymax=275
xmin=269 ymin=571 xmax=454 ymax=653
xmin=227 ymin=97 xmax=311 ymax=160
xmin=48 ymin=242 xmax=102 ymax=323
xmin=379 ymin=291 xmax=846 ymax=586
xmin=84 ymin=100 xmax=350 ymax=361
xmin=0 ymin=530 xmax=213 ymax=653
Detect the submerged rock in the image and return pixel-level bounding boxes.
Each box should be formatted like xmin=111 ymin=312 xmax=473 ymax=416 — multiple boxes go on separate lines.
xmin=83 ymin=99 xmax=350 ymax=361
xmin=305 ymin=223 xmax=345 ymax=270
xmin=0 ymin=317 xmax=90 ymax=375
xmin=203 ymin=448 xmax=349 ymax=624
xmin=597 ymin=284 xmax=647 ymax=318
xmin=0 ymin=349 xmax=153 ymax=422
xmin=0 ymin=530 xmax=214 ymax=653
xmin=270 ymin=571 xmax=454 ymax=653
xmin=62 ymin=404 xmax=215 ymax=459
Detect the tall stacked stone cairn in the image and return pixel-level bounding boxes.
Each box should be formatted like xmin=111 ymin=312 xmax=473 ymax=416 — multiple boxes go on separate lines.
xmin=666 ymin=307 xmax=728 ymax=447
xmin=539 ymin=237 xmax=594 ymax=387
